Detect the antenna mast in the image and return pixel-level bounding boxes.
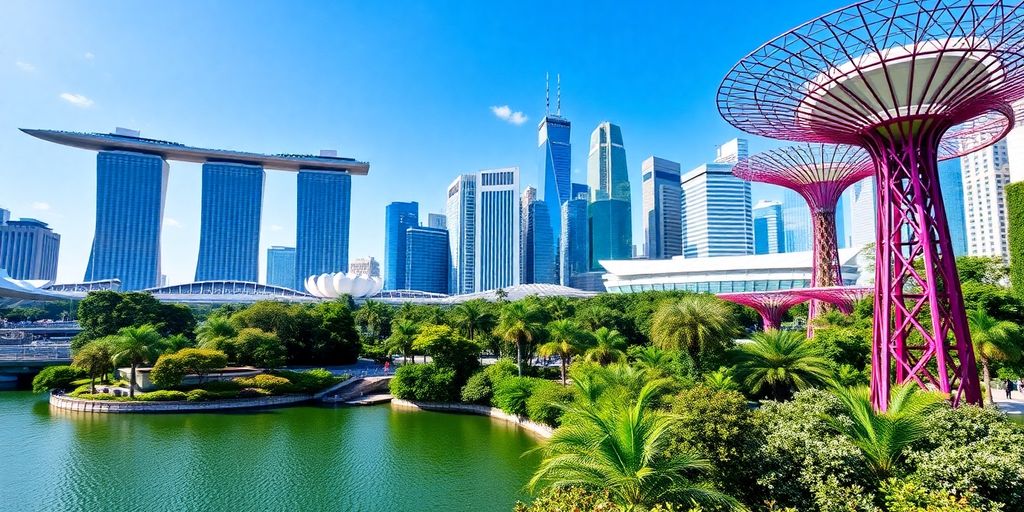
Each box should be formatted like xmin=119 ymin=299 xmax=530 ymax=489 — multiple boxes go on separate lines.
xmin=545 ymin=72 xmax=550 ymax=115
xmin=557 ymin=74 xmax=561 ymax=116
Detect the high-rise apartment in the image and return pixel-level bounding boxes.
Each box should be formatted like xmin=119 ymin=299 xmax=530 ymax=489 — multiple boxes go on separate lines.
xmin=588 ymin=122 xmax=631 ymax=268
xmin=295 ymin=169 xmax=352 ymax=286
xmin=85 ymin=151 xmax=168 ymax=290
xmin=195 ymin=162 xmax=264 ymax=282
xmin=962 ymin=139 xmax=1011 ymax=259
xmin=680 ymin=139 xmax=753 ymax=258
xmin=266 ymin=246 xmax=296 ymax=290
xmin=641 ymin=156 xmax=683 ymax=259
xmin=349 ymin=256 xmax=380 ymax=277
xmin=406 ymin=226 xmax=449 ymax=294
xmin=0 ymin=212 xmax=60 ymax=281
xmin=446 ymin=168 xmax=520 ymax=294
xmin=753 ymin=200 xmax=785 ymax=255
xmin=384 ymin=201 xmax=419 ymax=289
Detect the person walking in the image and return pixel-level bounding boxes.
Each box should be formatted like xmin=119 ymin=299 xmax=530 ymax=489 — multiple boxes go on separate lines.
xmin=1005 ymin=378 xmax=1014 ymax=400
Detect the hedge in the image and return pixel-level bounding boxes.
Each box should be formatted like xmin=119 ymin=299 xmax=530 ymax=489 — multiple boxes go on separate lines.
xmin=1007 ymin=181 xmax=1024 ymax=294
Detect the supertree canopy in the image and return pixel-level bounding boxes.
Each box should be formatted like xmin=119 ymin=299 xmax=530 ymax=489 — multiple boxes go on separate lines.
xmin=718 ymin=0 xmax=1024 ymax=409
xmin=732 ymin=144 xmax=872 ymax=328
xmin=717 ymin=290 xmax=809 ymax=331
xmin=794 ymin=286 xmax=874 ymax=315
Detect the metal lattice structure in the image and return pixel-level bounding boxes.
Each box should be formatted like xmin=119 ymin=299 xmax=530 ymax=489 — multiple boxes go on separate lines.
xmin=794 ymin=286 xmax=874 ymax=315
xmin=732 ymin=144 xmax=872 ymax=329
xmin=717 ymin=0 xmax=1024 ymax=409
xmin=717 ymin=291 xmax=809 ymax=331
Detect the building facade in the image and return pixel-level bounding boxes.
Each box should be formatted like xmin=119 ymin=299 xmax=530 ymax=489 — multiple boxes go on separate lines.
xmin=295 ymin=170 xmax=352 ymax=286
xmin=349 ymin=256 xmax=381 ymax=277
xmin=539 ymin=114 xmax=572 ymax=248
xmin=477 ymin=168 xmax=521 ymax=291
xmin=680 ymin=145 xmax=753 ymax=258
xmin=406 ymin=226 xmax=449 ymax=294
xmin=753 ymin=200 xmax=785 ymax=255
xmin=266 ymin=246 xmax=296 ymax=290
xmin=641 ymin=156 xmax=683 ymax=259
xmin=446 ymin=174 xmax=477 ymax=294
xmin=781 ymin=188 xmax=811 ymax=253
xmin=560 ymin=197 xmax=589 ymax=288
xmin=195 ymin=162 xmax=264 ymax=282
xmin=85 ymin=151 xmax=169 ymax=290
xmin=0 ymin=214 xmax=60 ymax=281
xmin=427 ymin=213 xmax=447 ymax=230
xmin=384 ymin=201 xmax=419 ymax=289
xmin=938 ymin=158 xmax=969 ymax=257
xmin=588 ymin=122 xmax=632 ymax=267
xmin=521 ymin=188 xmax=557 ymax=284
xmin=961 ymin=140 xmax=1010 ymax=259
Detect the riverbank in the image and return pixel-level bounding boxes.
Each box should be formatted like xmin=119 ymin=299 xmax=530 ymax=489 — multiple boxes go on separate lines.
xmin=391 ymin=399 xmax=553 ymax=439
xmin=50 ymin=391 xmax=312 ymax=413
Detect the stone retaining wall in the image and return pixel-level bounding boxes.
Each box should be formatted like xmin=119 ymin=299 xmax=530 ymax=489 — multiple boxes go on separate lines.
xmin=390 ymin=399 xmax=553 ymax=439
xmin=49 ymin=392 xmax=312 ymax=413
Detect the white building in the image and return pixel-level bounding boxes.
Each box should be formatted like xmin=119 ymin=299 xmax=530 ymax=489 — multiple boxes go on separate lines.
xmin=348 ymin=257 xmax=380 ymax=277
xmin=962 ymin=139 xmax=1010 ymax=259
xmin=445 ymin=168 xmax=520 ymax=294
xmin=680 ymin=139 xmax=753 ymax=258
xmin=641 ymin=156 xmax=683 ymax=259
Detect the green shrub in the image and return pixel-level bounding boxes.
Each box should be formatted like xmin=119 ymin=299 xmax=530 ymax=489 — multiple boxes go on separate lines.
xmin=71 ymin=393 xmax=129 ymax=401
xmin=233 ymin=374 xmax=294 ymax=394
xmin=389 ymin=364 xmax=458 ymax=402
xmin=484 ymin=359 xmax=519 ymax=383
xmin=191 ymin=380 xmax=242 ymax=392
xmin=233 ymin=328 xmax=287 ymax=369
xmin=1007 ymin=181 xmax=1024 ymax=293
xmin=493 ymin=376 xmax=536 ymax=417
xmin=460 ymin=372 xmax=493 ymax=405
xmin=526 ymin=381 xmax=574 ymax=426
xmin=32 ymin=365 xmax=86 ymax=393
xmin=150 ymin=348 xmax=228 ymax=389
xmin=238 ymin=387 xmax=272 ymax=398
xmin=186 ymin=389 xmax=214 ymax=402
xmin=881 ymin=478 xmax=987 ymax=512
xmin=273 ymin=368 xmax=338 ymax=393
xmin=513 ymin=487 xmax=617 ymax=512
xmin=136 ymin=390 xmax=188 ymax=402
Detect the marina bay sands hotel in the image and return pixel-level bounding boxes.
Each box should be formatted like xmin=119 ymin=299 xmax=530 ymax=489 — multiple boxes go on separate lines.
xmin=21 ymin=128 xmax=369 ymax=291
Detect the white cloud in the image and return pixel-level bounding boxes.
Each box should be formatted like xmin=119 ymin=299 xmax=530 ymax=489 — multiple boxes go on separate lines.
xmin=31 ymin=201 xmax=51 ymax=211
xmin=59 ymin=92 xmax=94 ymax=108
xmin=490 ymin=105 xmax=528 ymax=126
xmin=270 ymin=224 xmax=284 ymax=232
xmin=164 ymin=218 xmax=182 ymax=228
xmin=84 ymin=52 xmax=95 ymax=60
xmin=15 ymin=61 xmax=35 ymax=72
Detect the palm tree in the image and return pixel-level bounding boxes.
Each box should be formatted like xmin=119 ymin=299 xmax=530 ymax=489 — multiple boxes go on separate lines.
xmin=451 ymin=300 xmax=496 ymax=342
xmin=538 ymin=319 xmax=592 ymax=385
xmin=630 ymin=345 xmax=676 ymax=376
xmin=196 ymin=316 xmax=236 ymax=346
xmin=703 ymin=367 xmax=740 ymax=392
xmin=584 ymin=327 xmax=627 ymax=366
xmin=72 ymin=339 xmax=115 ymax=393
xmin=494 ymin=301 xmax=544 ymax=375
xmin=355 ymin=300 xmax=394 ymax=342
xmin=967 ymin=308 xmax=1023 ymax=404
xmin=529 ymin=380 xmax=739 ymax=510
xmin=826 ymin=384 xmax=943 ymax=478
xmin=650 ymin=295 xmax=737 ymax=372
xmin=386 ymin=318 xmax=420 ymax=364
xmin=731 ymin=330 xmax=832 ymax=401
xmin=111 ymin=324 xmax=163 ymax=398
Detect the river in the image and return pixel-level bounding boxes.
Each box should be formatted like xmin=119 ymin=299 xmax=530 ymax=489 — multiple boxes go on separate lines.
xmin=0 ymin=392 xmax=541 ymax=511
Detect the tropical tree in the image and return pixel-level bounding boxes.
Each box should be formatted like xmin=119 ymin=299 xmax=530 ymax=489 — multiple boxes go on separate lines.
xmin=494 ymin=301 xmax=544 ymax=375
xmin=703 ymin=367 xmax=740 ymax=392
xmin=826 ymin=384 xmax=943 ymax=478
xmin=537 ymin=319 xmax=591 ymax=385
xmin=111 ymin=324 xmax=163 ymax=398
xmin=731 ymin=330 xmax=832 ymax=401
xmin=196 ymin=316 xmax=236 ymax=347
xmin=967 ymin=308 xmax=1024 ymax=404
xmin=529 ymin=380 xmax=738 ymax=510
xmin=450 ymin=300 xmax=496 ymax=342
xmin=386 ymin=318 xmax=420 ymax=364
xmin=72 ymin=339 xmax=115 ymax=393
xmin=650 ymin=295 xmax=737 ymax=372
xmin=354 ymin=300 xmax=394 ymax=342
xmin=584 ymin=327 xmax=627 ymax=366
xmin=629 ymin=345 xmax=677 ymax=377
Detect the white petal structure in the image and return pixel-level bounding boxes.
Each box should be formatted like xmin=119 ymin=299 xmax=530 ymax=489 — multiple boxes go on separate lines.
xmin=303 ymin=272 xmax=383 ymax=299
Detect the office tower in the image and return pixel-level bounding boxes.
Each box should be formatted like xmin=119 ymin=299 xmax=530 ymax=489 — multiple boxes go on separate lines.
xmin=835 ymin=193 xmax=849 ymax=248
xmin=753 ymin=200 xmax=785 ymax=255
xmin=266 ymin=246 xmax=296 ymax=289
xmin=680 ymin=140 xmax=753 ymax=258
xmin=85 ymin=151 xmax=168 ymax=290
xmin=641 ymin=156 xmax=683 ymax=259
xmin=848 ymin=178 xmax=876 ymax=248
xmin=588 ymin=122 xmax=632 ymax=267
xmin=0 ymin=214 xmax=60 ymax=281
xmin=405 ymin=226 xmax=449 ymax=294
xmin=195 ymin=162 xmax=264 ymax=282
xmin=962 ymin=139 xmax=1011 ymax=259
xmin=520 ymin=186 xmax=537 ymax=282
xmin=938 ymin=158 xmax=969 ymax=257
xmin=446 ymin=174 xmax=477 ymax=295
xmin=538 ymin=81 xmax=572 ymax=250
xmin=782 ymin=188 xmax=811 ymax=253
xmin=384 ymin=201 xmax=419 ymax=289
xmin=427 ymin=213 xmax=447 ymax=230
xmin=521 ymin=188 xmax=557 ymax=284
xmin=561 ymin=198 xmax=589 ymax=287
xmin=295 ymin=169 xmax=351 ymax=286
xmin=446 ymin=168 xmax=521 ymax=294
xmin=349 ymin=256 xmax=380 ymax=277
xmin=570 ymin=183 xmax=589 ymax=201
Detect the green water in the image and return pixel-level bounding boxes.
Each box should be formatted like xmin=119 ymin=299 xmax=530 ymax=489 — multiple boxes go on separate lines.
xmin=0 ymin=392 xmax=541 ymax=511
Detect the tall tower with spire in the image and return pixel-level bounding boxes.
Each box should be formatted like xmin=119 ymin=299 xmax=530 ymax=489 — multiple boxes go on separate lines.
xmin=538 ymin=73 xmax=571 ymax=278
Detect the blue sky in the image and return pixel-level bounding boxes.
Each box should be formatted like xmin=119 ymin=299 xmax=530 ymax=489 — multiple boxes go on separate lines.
xmin=0 ymin=1 xmax=849 ymax=285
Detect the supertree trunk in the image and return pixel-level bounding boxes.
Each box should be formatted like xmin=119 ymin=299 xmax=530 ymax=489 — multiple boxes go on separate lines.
xmin=807 ymin=208 xmax=842 ymax=335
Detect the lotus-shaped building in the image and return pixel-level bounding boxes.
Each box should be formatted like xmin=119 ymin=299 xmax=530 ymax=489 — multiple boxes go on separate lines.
xmin=303 ymin=272 xmax=383 ymax=299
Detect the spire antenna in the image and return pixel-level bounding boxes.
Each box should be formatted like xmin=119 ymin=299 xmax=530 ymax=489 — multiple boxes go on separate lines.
xmin=545 ymin=72 xmax=550 ymax=115
xmin=557 ymin=73 xmax=561 ymax=116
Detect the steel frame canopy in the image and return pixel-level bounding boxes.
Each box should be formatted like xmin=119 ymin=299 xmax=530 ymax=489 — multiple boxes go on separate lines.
xmin=794 ymin=286 xmax=875 ymax=315
xmin=717 ymin=290 xmax=809 ymax=331
xmin=717 ymin=0 xmax=1024 ymax=409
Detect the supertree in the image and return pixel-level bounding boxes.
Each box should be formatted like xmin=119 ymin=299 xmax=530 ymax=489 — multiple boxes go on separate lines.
xmin=717 ymin=0 xmax=1024 ymax=409
xmin=795 ymin=286 xmax=874 ymax=316
xmin=732 ymin=144 xmax=873 ymax=331
xmin=717 ymin=291 xmax=809 ymax=331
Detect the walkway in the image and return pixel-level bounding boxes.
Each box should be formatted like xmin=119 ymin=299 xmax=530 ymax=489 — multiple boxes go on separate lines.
xmin=992 ymin=394 xmax=1024 ymax=415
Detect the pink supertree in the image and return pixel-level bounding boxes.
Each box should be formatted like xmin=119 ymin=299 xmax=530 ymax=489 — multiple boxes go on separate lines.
xmin=795 ymin=286 xmax=874 ymax=316
xmin=717 ymin=291 xmax=809 ymax=331
xmin=732 ymin=144 xmax=872 ymax=331
xmin=717 ymin=0 xmax=1024 ymax=409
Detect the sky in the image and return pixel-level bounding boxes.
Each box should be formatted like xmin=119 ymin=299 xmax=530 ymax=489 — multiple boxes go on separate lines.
xmin=0 ymin=0 xmax=851 ymax=285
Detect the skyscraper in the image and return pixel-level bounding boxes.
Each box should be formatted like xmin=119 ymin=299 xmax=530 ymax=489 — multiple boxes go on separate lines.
xmin=680 ymin=139 xmax=753 ymax=258
xmin=266 ymin=246 xmax=296 ymax=290
xmin=560 ymin=197 xmax=589 ymax=288
xmin=406 ymin=226 xmax=449 ymax=294
xmin=962 ymin=139 xmax=1011 ymax=259
xmin=85 ymin=151 xmax=168 ymax=290
xmin=781 ymin=188 xmax=811 ymax=253
xmin=384 ymin=201 xmax=419 ymax=289
xmin=349 ymin=256 xmax=381 ymax=277
xmin=588 ymin=122 xmax=631 ymax=268
xmin=848 ymin=178 xmax=876 ymax=249
xmin=538 ymin=91 xmax=572 ymax=252
xmin=446 ymin=174 xmax=476 ymax=295
xmin=521 ymin=187 xmax=556 ymax=284
xmin=295 ymin=169 xmax=351 ymax=286
xmin=570 ymin=183 xmax=589 ymax=201
xmin=0 ymin=213 xmax=60 ymax=281
xmin=446 ymin=168 xmax=520 ymax=294
xmin=195 ymin=162 xmax=264 ymax=282
xmin=641 ymin=156 xmax=683 ymax=259
xmin=427 ymin=213 xmax=447 ymax=230
xmin=753 ymin=200 xmax=785 ymax=255
xmin=938 ymin=158 xmax=969 ymax=257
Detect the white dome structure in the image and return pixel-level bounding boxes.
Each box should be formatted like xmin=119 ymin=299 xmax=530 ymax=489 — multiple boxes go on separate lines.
xmin=304 ymin=272 xmax=383 ymax=299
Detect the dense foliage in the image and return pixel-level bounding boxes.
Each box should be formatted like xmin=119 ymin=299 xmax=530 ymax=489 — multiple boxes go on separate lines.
xmin=149 ymin=348 xmax=228 ymax=389
xmin=1003 ymin=182 xmax=1024 ymax=293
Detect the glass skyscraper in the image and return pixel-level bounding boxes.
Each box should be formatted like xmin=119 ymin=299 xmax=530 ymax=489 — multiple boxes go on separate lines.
xmin=384 ymin=201 xmax=419 ymax=290
xmin=587 ymin=122 xmax=631 ymax=268
xmin=641 ymin=156 xmax=683 ymax=259
xmin=406 ymin=226 xmax=449 ymax=294
xmin=266 ymin=246 xmax=296 ymax=290
xmin=680 ymin=140 xmax=753 ymax=258
xmin=560 ymin=198 xmax=589 ymax=288
xmin=538 ymin=114 xmax=572 ymax=254
xmin=753 ymin=200 xmax=785 ymax=254
xmin=85 ymin=151 xmax=168 ymax=290
xmin=781 ymin=188 xmax=811 ymax=253
xmin=446 ymin=168 xmax=520 ymax=294
xmin=295 ymin=169 xmax=351 ymax=287
xmin=195 ymin=162 xmax=264 ymax=282
xmin=446 ymin=174 xmax=477 ymax=294
xmin=0 ymin=213 xmax=60 ymax=281
xmin=521 ymin=193 xmax=557 ymax=284
xmin=938 ymin=158 xmax=969 ymax=257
